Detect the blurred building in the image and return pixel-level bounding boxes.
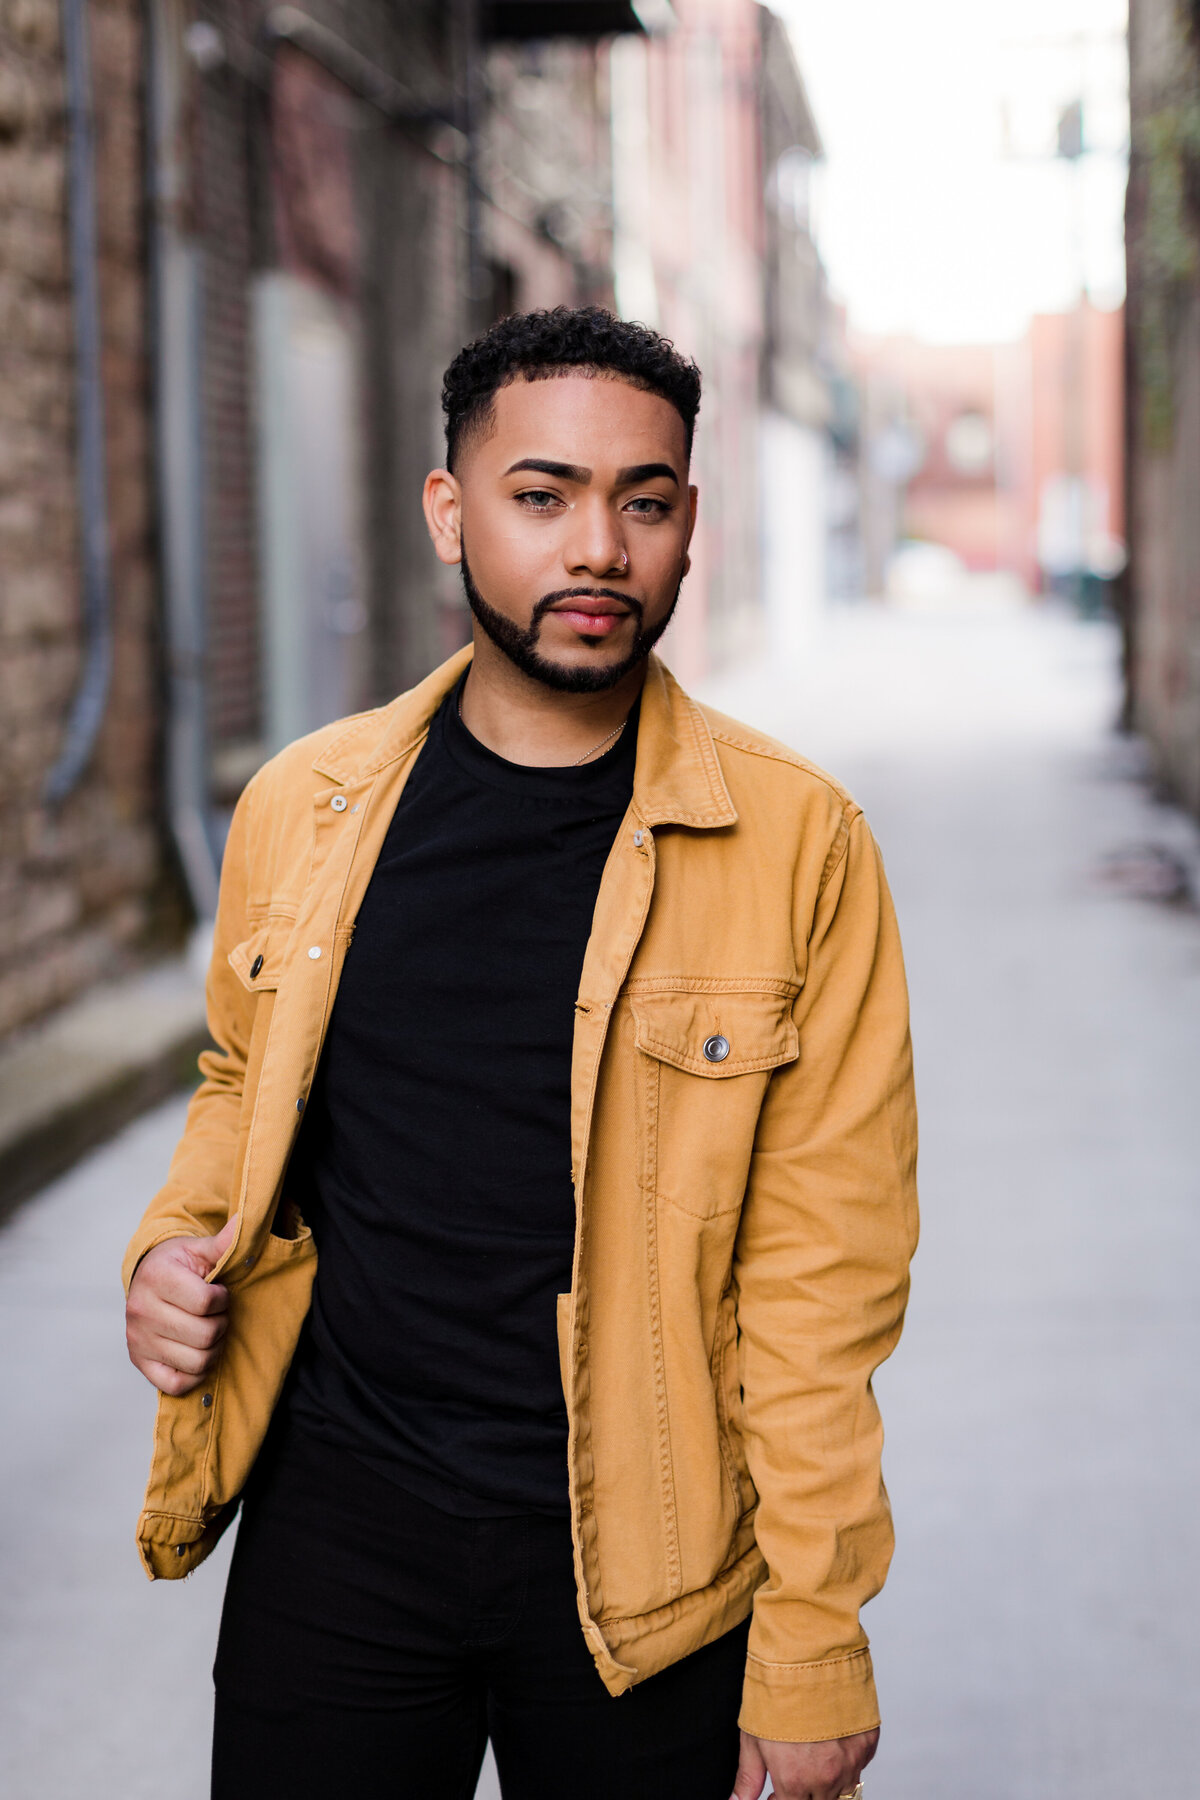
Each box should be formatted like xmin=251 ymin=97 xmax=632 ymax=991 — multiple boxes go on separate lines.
xmin=852 ymin=302 xmax=1124 ymax=602
xmin=0 ymin=0 xmax=829 ymax=1047
xmin=160 ymin=1 xmax=623 ymax=840
xmin=610 ymin=0 xmax=832 ymax=678
xmin=854 ymin=337 xmax=1009 ymax=592
xmin=0 ymin=0 xmax=627 ymax=1040
xmin=1022 ymin=303 xmax=1125 ymax=604
xmin=1125 ymin=0 xmax=1200 ymax=814
xmin=758 ymin=6 xmax=831 ymax=660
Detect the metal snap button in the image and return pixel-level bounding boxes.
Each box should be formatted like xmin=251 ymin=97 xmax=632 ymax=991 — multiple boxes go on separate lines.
xmin=633 ymin=830 xmax=644 ymax=847
xmin=307 ymin=945 xmax=321 ymax=959
xmin=702 ymin=1034 xmax=730 ymax=1063
xmin=330 ymin=794 xmax=347 ymax=812
xmin=201 ymin=1393 xmax=213 ymax=1408
xmin=249 ymin=954 xmax=263 ymax=979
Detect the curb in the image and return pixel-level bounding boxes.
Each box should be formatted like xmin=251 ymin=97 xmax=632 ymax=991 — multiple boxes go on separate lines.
xmin=0 ymin=959 xmax=210 ymax=1227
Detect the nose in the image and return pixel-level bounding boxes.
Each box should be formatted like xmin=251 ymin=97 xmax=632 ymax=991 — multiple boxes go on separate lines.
xmin=563 ymin=496 xmax=628 ymax=579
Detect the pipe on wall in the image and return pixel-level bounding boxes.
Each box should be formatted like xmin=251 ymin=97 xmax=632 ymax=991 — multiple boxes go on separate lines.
xmin=145 ymin=0 xmax=221 ymax=921
xmin=45 ymin=0 xmax=113 ymax=806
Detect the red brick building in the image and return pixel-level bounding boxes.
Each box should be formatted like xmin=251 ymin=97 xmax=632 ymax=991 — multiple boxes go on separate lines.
xmin=852 ymin=303 xmax=1124 ymax=601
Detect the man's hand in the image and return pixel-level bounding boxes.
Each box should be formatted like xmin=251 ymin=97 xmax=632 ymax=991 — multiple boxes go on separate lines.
xmin=731 ymin=1726 xmax=879 ymax=1800
xmin=125 ymin=1218 xmax=237 ymax=1395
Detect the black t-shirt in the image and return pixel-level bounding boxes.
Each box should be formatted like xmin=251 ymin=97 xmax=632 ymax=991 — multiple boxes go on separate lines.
xmin=285 ymin=680 xmax=637 ymax=1515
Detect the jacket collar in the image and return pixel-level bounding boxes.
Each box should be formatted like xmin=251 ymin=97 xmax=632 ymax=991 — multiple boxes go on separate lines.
xmin=311 ymin=646 xmax=737 ymax=830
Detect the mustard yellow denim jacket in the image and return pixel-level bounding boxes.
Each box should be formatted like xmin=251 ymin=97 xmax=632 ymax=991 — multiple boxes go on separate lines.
xmin=123 ymin=647 xmax=918 ymax=1744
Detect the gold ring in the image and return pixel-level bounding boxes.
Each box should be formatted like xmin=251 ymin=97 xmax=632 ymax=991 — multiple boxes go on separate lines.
xmin=837 ymin=1787 xmax=864 ymax=1800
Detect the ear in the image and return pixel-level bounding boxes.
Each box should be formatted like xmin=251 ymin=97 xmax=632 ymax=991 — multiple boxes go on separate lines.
xmin=683 ymin=483 xmax=698 ymax=576
xmin=423 ymin=468 xmax=463 ymax=566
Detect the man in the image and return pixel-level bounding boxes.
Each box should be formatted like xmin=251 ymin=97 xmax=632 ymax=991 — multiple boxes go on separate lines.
xmin=125 ymin=307 xmax=917 ymax=1800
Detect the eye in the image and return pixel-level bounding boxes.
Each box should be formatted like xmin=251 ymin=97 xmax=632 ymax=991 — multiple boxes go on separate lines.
xmin=515 ymin=488 xmax=562 ymax=511
xmin=624 ymin=495 xmax=670 ymax=517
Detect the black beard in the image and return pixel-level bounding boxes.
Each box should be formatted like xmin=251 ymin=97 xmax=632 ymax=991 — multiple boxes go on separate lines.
xmin=459 ymin=539 xmax=681 ymax=694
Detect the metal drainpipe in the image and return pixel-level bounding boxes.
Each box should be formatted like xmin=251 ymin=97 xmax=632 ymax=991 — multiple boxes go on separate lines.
xmin=44 ymin=0 xmax=113 ymax=805
xmin=145 ymin=0 xmax=221 ymax=921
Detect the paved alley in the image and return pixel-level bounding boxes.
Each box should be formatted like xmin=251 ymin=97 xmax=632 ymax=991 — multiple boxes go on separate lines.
xmin=702 ymin=595 xmax=1200 ymax=1795
xmin=2 ymin=598 xmax=1198 ymax=1798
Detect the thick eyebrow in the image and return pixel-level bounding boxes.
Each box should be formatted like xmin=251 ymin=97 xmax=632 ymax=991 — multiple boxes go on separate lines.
xmin=616 ymin=462 xmax=680 ymax=486
xmin=502 ymin=457 xmax=681 ymax=488
xmin=503 ymin=457 xmax=592 ymax=484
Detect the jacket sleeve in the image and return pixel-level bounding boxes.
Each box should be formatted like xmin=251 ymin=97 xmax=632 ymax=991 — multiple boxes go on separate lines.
xmin=121 ymin=777 xmax=261 ymax=1290
xmin=734 ymin=806 xmax=919 ymax=1743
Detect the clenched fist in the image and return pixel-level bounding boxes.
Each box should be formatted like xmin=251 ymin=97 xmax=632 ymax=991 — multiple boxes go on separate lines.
xmin=731 ymin=1726 xmax=878 ymax=1800
xmin=125 ymin=1218 xmax=237 ymax=1396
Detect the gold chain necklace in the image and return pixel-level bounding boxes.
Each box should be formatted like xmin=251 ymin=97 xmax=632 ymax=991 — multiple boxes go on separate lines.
xmin=457 ymin=689 xmax=627 ymax=767
xmin=570 ymin=720 xmax=625 ymax=764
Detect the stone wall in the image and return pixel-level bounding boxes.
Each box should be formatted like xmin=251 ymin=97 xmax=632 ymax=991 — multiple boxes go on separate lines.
xmin=0 ymin=0 xmax=174 ymax=1041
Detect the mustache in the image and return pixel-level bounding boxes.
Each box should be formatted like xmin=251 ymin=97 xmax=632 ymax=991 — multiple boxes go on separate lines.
xmin=531 ymin=587 xmax=645 ymax=627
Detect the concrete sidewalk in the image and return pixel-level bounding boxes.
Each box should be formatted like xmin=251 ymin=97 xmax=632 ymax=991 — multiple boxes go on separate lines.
xmin=2 ymin=600 xmax=1199 ymax=1798
xmin=0 ymin=952 xmax=208 ymax=1224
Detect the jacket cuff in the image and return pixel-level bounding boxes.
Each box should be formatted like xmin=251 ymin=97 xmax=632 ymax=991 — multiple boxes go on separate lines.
xmin=738 ymin=1645 xmax=879 ymax=1744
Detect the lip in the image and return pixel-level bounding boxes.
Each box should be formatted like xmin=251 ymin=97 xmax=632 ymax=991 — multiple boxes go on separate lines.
xmin=547 ymin=599 xmax=630 ymax=616
xmin=547 ymin=600 xmax=631 ymax=636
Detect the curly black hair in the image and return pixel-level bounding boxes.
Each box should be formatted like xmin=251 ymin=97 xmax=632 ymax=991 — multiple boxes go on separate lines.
xmin=441 ymin=305 xmax=702 ymax=472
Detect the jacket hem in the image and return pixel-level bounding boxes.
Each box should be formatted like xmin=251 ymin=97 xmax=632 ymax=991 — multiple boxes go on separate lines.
xmin=137 ymin=1501 xmax=239 ymax=1581
xmin=595 ymin=1538 xmax=766 ymax=1694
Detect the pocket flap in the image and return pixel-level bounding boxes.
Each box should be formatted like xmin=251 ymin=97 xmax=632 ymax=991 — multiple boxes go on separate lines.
xmin=228 ymin=921 xmax=289 ymax=992
xmin=630 ymin=989 xmax=798 ymax=1077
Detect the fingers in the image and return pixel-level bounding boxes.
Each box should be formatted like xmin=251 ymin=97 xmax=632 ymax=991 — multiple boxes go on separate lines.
xmin=127 ymin=1273 xmax=228 ymax=1345
xmin=138 ymin=1358 xmax=209 ymax=1398
xmin=146 ymin=1301 xmax=228 ymax=1355
xmin=148 ymin=1335 xmax=215 ymax=1377
xmin=132 ymin=1234 xmax=232 ymax=1315
xmin=173 ymin=1303 xmax=228 ymax=1351
xmin=128 ymin=1320 xmax=223 ymax=1388
xmin=156 ymin=1256 xmax=230 ymax=1316
xmin=191 ymin=1214 xmax=238 ymax=1272
xmin=748 ymin=1730 xmax=879 ymax=1800
xmin=126 ymin=1232 xmax=236 ymax=1394
xmin=730 ymin=1731 xmax=768 ymax=1800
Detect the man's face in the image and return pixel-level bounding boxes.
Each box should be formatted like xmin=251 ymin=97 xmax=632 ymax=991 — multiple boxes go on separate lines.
xmin=424 ymin=373 xmax=697 ymax=693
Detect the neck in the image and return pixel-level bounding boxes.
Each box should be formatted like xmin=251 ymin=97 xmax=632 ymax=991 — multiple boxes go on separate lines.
xmin=458 ymin=628 xmax=646 ymax=767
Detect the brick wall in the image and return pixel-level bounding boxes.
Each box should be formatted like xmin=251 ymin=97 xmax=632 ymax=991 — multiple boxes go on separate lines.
xmin=0 ymin=0 xmax=174 ymax=1041
xmin=0 ymin=0 xmax=629 ymax=1047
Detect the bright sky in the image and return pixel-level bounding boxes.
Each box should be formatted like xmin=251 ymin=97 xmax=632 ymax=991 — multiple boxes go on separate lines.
xmin=777 ymin=0 xmax=1129 ymax=343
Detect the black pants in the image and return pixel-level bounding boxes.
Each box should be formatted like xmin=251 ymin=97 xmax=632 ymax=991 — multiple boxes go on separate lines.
xmin=212 ymin=1421 xmax=749 ymax=1800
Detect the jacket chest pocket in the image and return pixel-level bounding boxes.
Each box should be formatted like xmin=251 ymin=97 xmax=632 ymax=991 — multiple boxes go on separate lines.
xmin=629 ymin=987 xmax=799 ymax=1220
xmin=228 ymin=918 xmax=292 ymax=1057
xmin=228 ymin=917 xmax=292 ymax=994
